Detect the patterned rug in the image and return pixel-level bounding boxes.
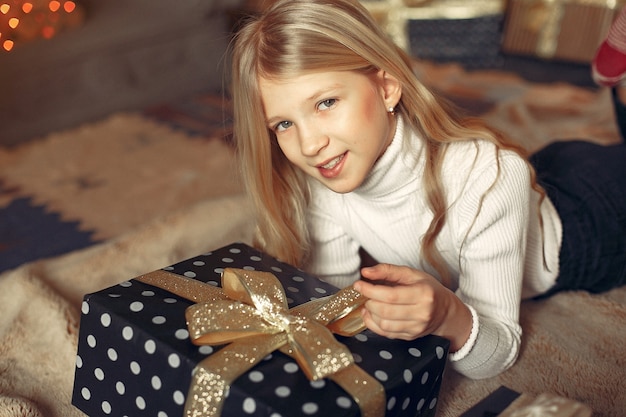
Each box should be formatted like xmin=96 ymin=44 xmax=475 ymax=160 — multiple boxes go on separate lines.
xmin=0 ymin=95 xmax=240 ymax=273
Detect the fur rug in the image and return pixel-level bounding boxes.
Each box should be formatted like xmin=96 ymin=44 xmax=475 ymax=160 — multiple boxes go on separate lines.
xmin=0 ymin=61 xmax=624 ymax=417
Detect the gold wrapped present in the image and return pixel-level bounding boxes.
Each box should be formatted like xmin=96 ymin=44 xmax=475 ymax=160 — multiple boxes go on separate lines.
xmin=502 ymin=0 xmax=626 ymax=63
xmin=499 ymin=392 xmax=593 ymax=416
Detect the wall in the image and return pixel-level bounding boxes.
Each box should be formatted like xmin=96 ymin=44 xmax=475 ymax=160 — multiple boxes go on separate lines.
xmin=0 ymin=0 xmax=243 ymax=146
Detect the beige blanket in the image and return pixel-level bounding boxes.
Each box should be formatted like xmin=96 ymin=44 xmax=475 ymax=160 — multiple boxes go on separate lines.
xmin=1 ymin=61 xmax=624 ymax=416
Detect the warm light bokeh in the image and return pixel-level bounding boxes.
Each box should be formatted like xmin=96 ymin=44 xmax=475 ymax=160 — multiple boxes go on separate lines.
xmin=1 ymin=0 xmax=84 ymax=52
xmin=63 ymin=1 xmax=74 ymax=13
xmin=41 ymin=24 xmax=54 ymax=38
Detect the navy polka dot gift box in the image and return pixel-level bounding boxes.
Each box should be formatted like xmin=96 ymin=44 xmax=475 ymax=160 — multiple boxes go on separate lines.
xmin=72 ymin=243 xmax=449 ymax=417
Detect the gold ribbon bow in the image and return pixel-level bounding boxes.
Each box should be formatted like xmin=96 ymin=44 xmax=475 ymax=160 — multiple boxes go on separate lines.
xmin=137 ymin=268 xmax=385 ymax=417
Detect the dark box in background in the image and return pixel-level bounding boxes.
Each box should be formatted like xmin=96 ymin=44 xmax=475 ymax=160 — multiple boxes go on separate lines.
xmin=409 ymin=14 xmax=505 ymax=69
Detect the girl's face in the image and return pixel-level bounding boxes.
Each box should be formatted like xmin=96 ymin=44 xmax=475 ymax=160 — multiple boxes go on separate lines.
xmin=259 ymin=70 xmax=401 ymax=194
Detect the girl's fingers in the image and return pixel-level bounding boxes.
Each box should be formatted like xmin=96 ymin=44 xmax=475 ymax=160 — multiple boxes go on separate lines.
xmin=360 ymin=263 xmax=423 ymax=285
xmin=354 ymin=279 xmax=416 ymax=304
xmin=364 ymin=297 xmax=428 ymax=321
xmin=354 ymin=263 xmax=450 ymax=340
xmin=361 ymin=308 xmax=425 ymax=340
xmin=355 ymin=276 xmax=436 ymax=306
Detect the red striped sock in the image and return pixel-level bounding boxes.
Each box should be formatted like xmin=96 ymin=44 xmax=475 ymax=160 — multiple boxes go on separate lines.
xmin=607 ymin=8 xmax=626 ymax=52
xmin=592 ymin=8 xmax=626 ymax=86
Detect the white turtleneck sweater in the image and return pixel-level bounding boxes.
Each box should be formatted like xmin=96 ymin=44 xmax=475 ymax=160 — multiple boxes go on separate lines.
xmin=305 ymin=116 xmax=562 ymax=379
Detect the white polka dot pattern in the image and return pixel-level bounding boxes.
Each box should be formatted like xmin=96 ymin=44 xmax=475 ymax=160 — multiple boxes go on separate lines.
xmin=72 ymin=243 xmax=449 ymax=417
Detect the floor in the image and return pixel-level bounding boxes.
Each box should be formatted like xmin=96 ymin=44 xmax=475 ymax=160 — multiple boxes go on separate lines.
xmin=501 ymin=55 xmax=594 ymax=88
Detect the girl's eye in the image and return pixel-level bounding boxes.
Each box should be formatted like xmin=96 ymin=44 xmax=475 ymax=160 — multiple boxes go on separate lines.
xmin=274 ymin=121 xmax=293 ymax=132
xmin=318 ymin=99 xmax=336 ymax=111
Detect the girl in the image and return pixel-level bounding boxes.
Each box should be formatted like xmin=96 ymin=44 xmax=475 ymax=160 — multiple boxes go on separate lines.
xmin=231 ymin=0 xmax=626 ymax=379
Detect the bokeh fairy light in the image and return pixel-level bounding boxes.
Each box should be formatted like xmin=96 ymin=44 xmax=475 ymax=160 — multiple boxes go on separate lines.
xmin=0 ymin=0 xmax=84 ymax=52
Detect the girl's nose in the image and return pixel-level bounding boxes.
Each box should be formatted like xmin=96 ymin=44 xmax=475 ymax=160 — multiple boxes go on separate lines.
xmin=299 ymin=124 xmax=329 ymax=156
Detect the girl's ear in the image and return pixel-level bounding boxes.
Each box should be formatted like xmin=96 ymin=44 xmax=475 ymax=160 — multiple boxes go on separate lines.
xmin=376 ymin=69 xmax=402 ymax=109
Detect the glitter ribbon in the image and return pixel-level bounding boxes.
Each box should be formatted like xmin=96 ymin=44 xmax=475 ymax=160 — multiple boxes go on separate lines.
xmin=137 ymin=268 xmax=385 ymax=417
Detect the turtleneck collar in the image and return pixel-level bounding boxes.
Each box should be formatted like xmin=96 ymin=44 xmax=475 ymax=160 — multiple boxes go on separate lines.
xmin=354 ymin=115 xmax=424 ymax=198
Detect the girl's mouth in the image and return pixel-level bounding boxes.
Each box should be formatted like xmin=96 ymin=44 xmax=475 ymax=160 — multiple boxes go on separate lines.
xmin=321 ymin=154 xmax=345 ymax=169
xmin=317 ymin=152 xmax=346 ymax=178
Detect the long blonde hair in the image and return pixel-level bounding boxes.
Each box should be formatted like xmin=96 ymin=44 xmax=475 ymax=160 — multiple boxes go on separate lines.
xmin=231 ymin=0 xmax=543 ymax=282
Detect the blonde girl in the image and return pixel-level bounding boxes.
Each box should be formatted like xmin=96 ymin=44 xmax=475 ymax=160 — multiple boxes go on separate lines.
xmin=231 ymin=0 xmax=626 ymax=379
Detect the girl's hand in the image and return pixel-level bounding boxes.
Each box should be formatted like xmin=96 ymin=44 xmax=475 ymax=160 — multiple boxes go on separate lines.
xmin=353 ymin=263 xmax=472 ymax=352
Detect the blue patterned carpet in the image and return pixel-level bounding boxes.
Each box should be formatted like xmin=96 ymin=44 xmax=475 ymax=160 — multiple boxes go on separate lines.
xmin=0 ymin=92 xmax=236 ymax=274
xmin=0 ymin=192 xmax=97 ymax=272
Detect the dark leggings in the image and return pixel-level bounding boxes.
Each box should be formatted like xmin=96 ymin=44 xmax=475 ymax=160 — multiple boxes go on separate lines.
xmin=529 ymin=88 xmax=626 ymax=294
xmin=530 ymin=140 xmax=626 ymax=295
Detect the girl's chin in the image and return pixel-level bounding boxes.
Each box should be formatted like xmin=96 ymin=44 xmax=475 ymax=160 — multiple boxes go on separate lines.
xmin=317 ymin=177 xmax=363 ymax=194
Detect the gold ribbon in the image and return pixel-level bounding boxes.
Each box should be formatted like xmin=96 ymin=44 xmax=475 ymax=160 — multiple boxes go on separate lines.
xmin=137 ymin=268 xmax=385 ymax=417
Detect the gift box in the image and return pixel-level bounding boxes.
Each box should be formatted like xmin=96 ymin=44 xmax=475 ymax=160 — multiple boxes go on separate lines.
xmin=72 ymin=242 xmax=450 ymax=417
xmin=361 ymin=0 xmax=506 ymax=69
xmin=502 ymin=0 xmax=626 ymax=63
xmin=460 ymin=387 xmax=593 ymax=417
xmin=498 ymin=392 xmax=593 ymax=416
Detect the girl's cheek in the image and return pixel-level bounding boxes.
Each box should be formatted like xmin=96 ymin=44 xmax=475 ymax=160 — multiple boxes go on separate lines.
xmin=278 ymin=143 xmax=302 ymax=166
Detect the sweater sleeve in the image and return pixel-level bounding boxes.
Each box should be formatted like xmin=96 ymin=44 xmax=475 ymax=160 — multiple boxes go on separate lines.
xmin=446 ymin=151 xmax=530 ymax=379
